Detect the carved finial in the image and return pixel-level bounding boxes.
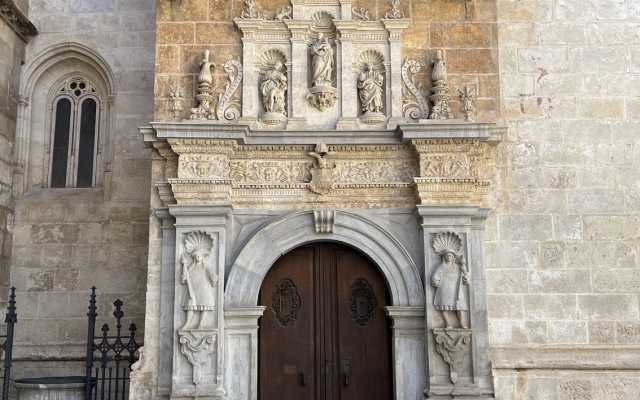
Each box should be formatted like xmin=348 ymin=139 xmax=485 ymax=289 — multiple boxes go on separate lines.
xmin=352 ymin=7 xmax=371 ymax=21
xmin=190 ymin=50 xmax=217 ymax=120
xmin=429 ymin=50 xmax=454 ymax=120
xmin=385 ymin=0 xmax=404 ymax=19
xmin=168 ymin=85 xmax=184 ymax=121
xmin=458 ymin=86 xmax=476 ymax=122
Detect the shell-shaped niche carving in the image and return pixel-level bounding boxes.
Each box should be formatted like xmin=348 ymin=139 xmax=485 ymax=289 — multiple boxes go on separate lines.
xmin=257 ymin=49 xmax=288 ymax=124
xmin=356 ymin=50 xmax=386 ymax=124
xmin=312 ymin=10 xmax=336 ymax=33
xmin=432 ymin=232 xmax=463 ymax=255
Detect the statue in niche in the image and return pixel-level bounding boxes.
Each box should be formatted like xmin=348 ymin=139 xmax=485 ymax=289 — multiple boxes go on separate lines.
xmin=308 ymin=34 xmax=337 ymax=111
xmin=311 ymin=34 xmax=333 ymax=88
xmin=180 ymin=231 xmax=218 ymax=330
xmin=431 ymin=232 xmax=470 ymax=329
xmin=259 ymin=55 xmax=288 ymax=124
xmin=357 ymin=58 xmax=385 ymax=124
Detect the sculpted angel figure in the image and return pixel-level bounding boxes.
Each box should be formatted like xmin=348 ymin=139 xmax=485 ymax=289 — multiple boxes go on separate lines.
xmin=357 ymin=62 xmax=384 ymax=114
xmin=431 ymin=232 xmax=470 ymax=329
xmin=310 ymin=34 xmax=334 ymax=87
xmin=180 ymin=232 xmax=218 ymax=330
xmin=260 ymin=61 xmax=287 ymax=115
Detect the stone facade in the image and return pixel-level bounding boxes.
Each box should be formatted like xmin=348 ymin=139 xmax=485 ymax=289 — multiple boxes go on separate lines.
xmin=1 ymin=0 xmax=157 ymax=382
xmin=489 ymin=0 xmax=640 ymax=397
xmin=0 ymin=0 xmax=638 ymax=400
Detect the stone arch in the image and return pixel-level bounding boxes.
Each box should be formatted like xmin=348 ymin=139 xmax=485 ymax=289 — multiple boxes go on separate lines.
xmin=15 ymin=42 xmax=116 ymax=193
xmin=225 ymin=210 xmax=424 ymax=307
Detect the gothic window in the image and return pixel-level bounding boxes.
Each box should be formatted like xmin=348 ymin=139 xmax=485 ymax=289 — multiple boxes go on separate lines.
xmin=49 ymin=77 xmax=100 ymax=188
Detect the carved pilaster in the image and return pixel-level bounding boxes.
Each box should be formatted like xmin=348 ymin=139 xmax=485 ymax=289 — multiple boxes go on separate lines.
xmin=170 ymin=207 xmax=230 ymax=399
xmin=382 ymin=19 xmax=410 ymax=128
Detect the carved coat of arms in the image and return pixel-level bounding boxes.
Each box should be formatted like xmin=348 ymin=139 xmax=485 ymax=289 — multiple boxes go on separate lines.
xmin=308 ymin=143 xmax=336 ymax=195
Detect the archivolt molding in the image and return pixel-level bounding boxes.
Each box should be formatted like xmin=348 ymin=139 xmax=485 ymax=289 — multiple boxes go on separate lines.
xmin=224 ymin=210 xmax=424 ymax=307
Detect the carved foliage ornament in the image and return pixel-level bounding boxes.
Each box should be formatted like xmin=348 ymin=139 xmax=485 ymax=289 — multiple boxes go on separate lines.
xmin=272 ymin=279 xmax=302 ymax=327
xmin=178 ymin=332 xmax=215 ymax=385
xmin=433 ymin=328 xmax=472 ymax=384
xmin=385 ymin=0 xmax=404 ymax=19
xmin=350 ymin=279 xmax=377 ymax=326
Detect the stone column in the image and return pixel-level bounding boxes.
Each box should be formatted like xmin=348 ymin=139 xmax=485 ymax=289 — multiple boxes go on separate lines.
xmin=335 ymin=22 xmax=358 ymax=129
xmin=417 ymin=205 xmax=495 ymax=399
xmin=386 ymin=306 xmax=426 ymax=400
xmin=223 ymin=307 xmax=265 ymax=400
xmin=169 ymin=206 xmax=232 ymax=400
xmin=382 ymin=19 xmax=410 ymax=128
xmin=285 ymin=21 xmax=310 ymax=129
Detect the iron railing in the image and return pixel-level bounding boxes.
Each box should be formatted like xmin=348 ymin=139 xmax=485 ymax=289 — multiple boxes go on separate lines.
xmin=0 ymin=287 xmax=17 ymax=400
xmin=85 ymin=287 xmax=140 ymax=400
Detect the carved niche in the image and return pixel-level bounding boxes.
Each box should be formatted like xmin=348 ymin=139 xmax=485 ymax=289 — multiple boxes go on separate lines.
xmin=356 ymin=50 xmax=386 ymax=125
xmin=257 ymin=49 xmax=288 ymax=125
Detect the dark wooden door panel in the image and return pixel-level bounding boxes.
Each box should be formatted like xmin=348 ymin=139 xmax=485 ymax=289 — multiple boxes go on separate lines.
xmin=259 ymin=246 xmax=315 ymax=400
xmin=259 ymin=244 xmax=392 ymax=400
xmin=335 ymin=247 xmax=393 ymax=400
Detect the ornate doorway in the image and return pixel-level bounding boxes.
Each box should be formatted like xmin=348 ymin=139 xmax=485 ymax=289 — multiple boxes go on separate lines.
xmin=258 ymin=243 xmax=393 ymax=400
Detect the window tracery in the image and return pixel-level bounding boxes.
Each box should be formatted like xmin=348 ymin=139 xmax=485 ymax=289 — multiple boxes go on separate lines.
xmin=49 ymin=77 xmax=100 ymax=188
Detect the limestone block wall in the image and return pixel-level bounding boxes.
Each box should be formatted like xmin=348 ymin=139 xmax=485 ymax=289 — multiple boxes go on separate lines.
xmin=491 ymin=0 xmax=640 ymax=397
xmin=7 ymin=0 xmax=157 ymax=373
xmin=154 ymin=0 xmax=500 ymax=122
xmin=0 ymin=10 xmax=27 ymax=299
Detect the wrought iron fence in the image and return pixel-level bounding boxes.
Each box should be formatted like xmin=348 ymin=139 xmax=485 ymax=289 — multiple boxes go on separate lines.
xmin=85 ymin=287 xmax=140 ymax=400
xmin=0 ymin=288 xmax=16 ymax=400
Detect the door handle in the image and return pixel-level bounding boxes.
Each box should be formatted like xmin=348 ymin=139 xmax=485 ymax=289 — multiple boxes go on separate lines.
xmin=342 ymin=357 xmax=351 ymax=387
xmin=299 ymin=371 xmax=306 ymax=386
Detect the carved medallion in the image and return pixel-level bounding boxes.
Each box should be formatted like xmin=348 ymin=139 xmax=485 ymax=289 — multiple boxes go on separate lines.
xmin=272 ymin=279 xmax=302 ymax=327
xmin=350 ymin=278 xmax=377 ymax=326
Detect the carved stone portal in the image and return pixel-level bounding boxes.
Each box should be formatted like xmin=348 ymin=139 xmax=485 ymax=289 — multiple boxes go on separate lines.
xmin=433 ymin=328 xmax=472 ymax=384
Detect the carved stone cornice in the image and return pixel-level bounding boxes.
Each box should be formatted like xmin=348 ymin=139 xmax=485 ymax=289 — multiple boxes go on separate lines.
xmin=0 ymin=0 xmax=37 ymax=42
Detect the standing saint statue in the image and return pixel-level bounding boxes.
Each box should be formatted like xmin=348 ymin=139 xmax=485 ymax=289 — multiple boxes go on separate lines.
xmin=431 ymin=232 xmax=470 ymax=329
xmin=180 ymin=232 xmax=218 ymax=330
xmin=357 ymin=62 xmax=384 ymax=114
xmin=260 ymin=61 xmax=287 ymax=119
xmin=310 ymin=34 xmax=334 ymax=88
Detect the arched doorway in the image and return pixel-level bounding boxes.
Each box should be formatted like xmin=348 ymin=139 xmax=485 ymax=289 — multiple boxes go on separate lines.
xmin=258 ymin=243 xmax=393 ymax=400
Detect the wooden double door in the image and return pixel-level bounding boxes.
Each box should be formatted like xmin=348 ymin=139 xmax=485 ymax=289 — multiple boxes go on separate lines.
xmin=259 ymin=243 xmax=392 ymax=400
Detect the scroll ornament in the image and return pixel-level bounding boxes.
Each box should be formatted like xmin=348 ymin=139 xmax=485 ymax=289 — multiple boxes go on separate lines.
xmin=216 ymin=59 xmax=243 ymax=122
xmin=402 ymin=59 xmax=429 ymax=120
